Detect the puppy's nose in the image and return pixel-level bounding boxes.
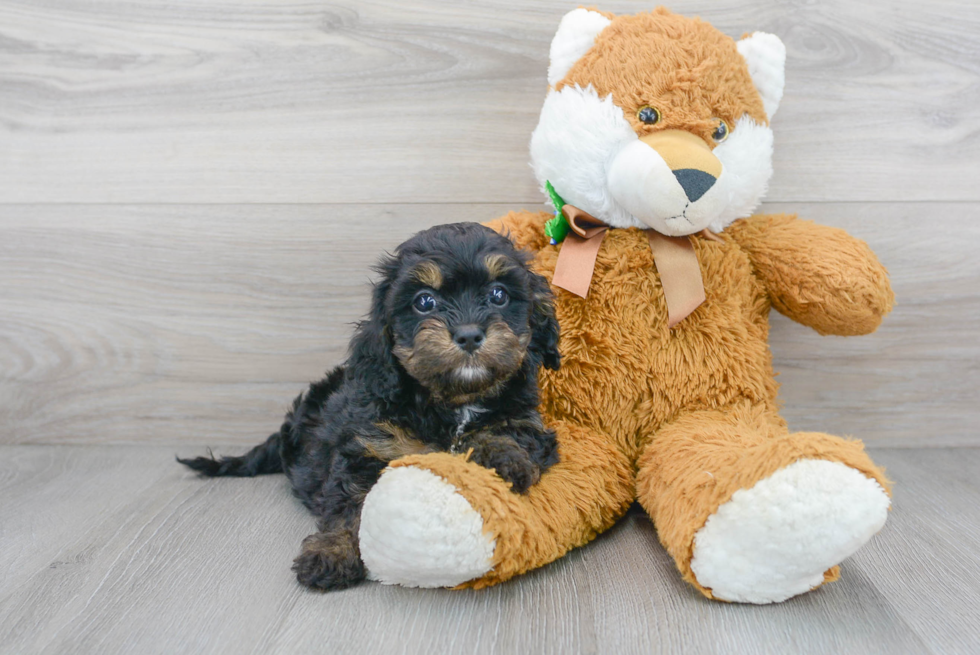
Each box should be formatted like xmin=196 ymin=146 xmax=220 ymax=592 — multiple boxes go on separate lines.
xmin=451 ymin=324 xmax=485 ymax=354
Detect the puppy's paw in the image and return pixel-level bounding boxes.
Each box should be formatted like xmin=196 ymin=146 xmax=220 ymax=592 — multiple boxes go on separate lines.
xmin=292 ymin=531 xmax=366 ymax=591
xmin=467 ymin=438 xmax=540 ymax=493
xmin=486 ymin=454 xmax=540 ymax=494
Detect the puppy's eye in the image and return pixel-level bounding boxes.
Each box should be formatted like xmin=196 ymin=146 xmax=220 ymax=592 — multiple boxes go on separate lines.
xmin=413 ymin=292 xmax=437 ymax=313
xmin=637 ymin=105 xmax=661 ymax=125
xmin=711 ymin=118 xmax=730 ymax=143
xmin=488 ymin=286 xmax=509 ymax=307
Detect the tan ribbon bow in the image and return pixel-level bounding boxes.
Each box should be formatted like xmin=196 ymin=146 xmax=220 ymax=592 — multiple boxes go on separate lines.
xmin=551 ymin=205 xmax=715 ymax=328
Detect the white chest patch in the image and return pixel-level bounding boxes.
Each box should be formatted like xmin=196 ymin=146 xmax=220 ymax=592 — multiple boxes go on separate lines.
xmin=454 ymin=404 xmax=488 ymax=437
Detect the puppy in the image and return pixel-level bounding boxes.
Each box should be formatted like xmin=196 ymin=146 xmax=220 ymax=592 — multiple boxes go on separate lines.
xmin=178 ymin=223 xmax=561 ymax=591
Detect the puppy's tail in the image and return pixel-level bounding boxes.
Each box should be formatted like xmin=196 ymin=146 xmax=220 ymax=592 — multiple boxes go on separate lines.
xmin=177 ymin=432 xmax=283 ymax=477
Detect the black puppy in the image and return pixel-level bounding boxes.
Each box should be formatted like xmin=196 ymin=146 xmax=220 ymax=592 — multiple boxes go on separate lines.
xmin=178 ymin=223 xmax=560 ymax=591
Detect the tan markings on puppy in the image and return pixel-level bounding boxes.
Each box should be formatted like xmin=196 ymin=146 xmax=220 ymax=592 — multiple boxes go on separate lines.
xmin=480 ymin=320 xmax=528 ymax=372
xmin=393 ymin=318 xmax=529 ymax=405
xmin=484 ymin=254 xmax=513 ymax=280
xmin=533 ymin=292 xmax=556 ymax=317
xmin=356 ymin=422 xmax=434 ymax=462
xmin=446 ymin=320 xmax=528 ymax=405
xmin=410 ymin=261 xmax=442 ymax=289
xmin=393 ymin=318 xmax=463 ymax=388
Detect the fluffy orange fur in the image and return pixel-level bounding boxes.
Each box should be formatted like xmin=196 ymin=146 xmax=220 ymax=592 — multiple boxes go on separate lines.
xmin=559 ymin=8 xmax=768 ymax=140
xmin=382 ymin=8 xmax=894 ymax=599
xmin=392 ymin=209 xmax=893 ymax=596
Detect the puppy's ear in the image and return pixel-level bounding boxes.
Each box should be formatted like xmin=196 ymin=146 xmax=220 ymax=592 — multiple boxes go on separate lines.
xmin=348 ymin=255 xmax=403 ymax=405
xmin=528 ymin=270 xmax=561 ymax=371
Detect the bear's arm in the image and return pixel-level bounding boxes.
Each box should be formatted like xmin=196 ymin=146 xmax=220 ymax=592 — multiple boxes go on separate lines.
xmin=726 ymin=213 xmax=894 ymax=336
xmin=484 ymin=210 xmax=553 ymax=253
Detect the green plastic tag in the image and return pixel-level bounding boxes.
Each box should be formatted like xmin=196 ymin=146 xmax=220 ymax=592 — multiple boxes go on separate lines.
xmin=544 ymin=181 xmax=570 ymax=245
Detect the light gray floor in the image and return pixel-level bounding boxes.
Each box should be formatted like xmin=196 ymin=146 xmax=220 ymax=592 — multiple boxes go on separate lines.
xmin=0 ymin=446 xmax=977 ymax=654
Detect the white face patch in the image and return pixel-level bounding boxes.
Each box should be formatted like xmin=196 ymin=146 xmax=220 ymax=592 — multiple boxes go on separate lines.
xmin=708 ymin=116 xmax=774 ymax=232
xmin=531 ymin=85 xmax=645 ymax=230
xmin=530 ymin=85 xmax=774 ymax=235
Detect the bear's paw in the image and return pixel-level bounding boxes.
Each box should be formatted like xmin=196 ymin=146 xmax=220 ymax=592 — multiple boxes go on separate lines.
xmin=359 ymin=466 xmax=495 ymax=588
xmin=690 ymin=459 xmax=890 ymax=604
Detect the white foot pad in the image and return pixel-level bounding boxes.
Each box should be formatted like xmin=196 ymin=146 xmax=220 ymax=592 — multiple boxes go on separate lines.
xmin=690 ymin=459 xmax=890 ymax=604
xmin=359 ymin=466 xmax=495 ymax=588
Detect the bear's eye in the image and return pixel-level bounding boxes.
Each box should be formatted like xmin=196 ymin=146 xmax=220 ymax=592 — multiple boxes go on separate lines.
xmin=637 ymin=106 xmax=661 ymax=125
xmin=488 ymin=286 xmax=509 ymax=307
xmin=711 ymin=119 xmax=730 ymax=143
xmin=413 ymin=292 xmax=437 ymax=313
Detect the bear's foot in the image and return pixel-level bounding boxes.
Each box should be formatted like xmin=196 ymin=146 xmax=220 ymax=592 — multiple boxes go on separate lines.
xmin=359 ymin=466 xmax=495 ymax=588
xmin=690 ymin=459 xmax=890 ymax=604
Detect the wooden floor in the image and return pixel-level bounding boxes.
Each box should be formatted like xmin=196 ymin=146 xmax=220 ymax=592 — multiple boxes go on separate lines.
xmin=0 ymin=446 xmax=976 ymax=654
xmin=2 ymin=0 xmax=980 ymax=653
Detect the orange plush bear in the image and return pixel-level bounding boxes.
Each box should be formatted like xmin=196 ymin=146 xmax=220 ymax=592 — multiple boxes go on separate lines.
xmin=358 ymin=7 xmax=895 ymax=603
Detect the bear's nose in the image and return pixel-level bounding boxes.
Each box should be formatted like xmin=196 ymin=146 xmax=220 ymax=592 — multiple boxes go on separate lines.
xmin=672 ymin=168 xmax=717 ymax=202
xmin=451 ymin=324 xmax=485 ymax=353
xmin=638 ymin=130 xmax=722 ymax=204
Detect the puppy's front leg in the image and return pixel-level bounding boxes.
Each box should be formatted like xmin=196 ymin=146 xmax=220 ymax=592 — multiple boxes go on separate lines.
xmin=459 ymin=431 xmax=541 ymax=494
xmin=457 ymin=416 xmax=559 ymax=494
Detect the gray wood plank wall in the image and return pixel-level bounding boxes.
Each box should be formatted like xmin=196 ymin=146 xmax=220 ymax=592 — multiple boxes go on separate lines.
xmin=2 ymin=0 xmax=979 ymax=448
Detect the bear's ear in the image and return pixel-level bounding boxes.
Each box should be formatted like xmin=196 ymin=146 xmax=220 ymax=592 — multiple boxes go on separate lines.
xmin=547 ymin=8 xmax=612 ymax=87
xmin=737 ymin=32 xmax=786 ymax=120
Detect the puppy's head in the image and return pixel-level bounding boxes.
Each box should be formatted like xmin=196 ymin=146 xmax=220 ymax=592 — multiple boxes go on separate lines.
xmin=350 ymin=223 xmax=559 ymax=405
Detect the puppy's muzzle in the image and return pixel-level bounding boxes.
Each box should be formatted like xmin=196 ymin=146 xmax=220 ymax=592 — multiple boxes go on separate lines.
xmin=451 ymin=324 xmax=485 ymax=354
xmin=394 ymin=318 xmax=527 ymax=403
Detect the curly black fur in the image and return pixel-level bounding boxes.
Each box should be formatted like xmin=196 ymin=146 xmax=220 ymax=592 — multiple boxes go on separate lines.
xmin=178 ymin=223 xmax=560 ymax=592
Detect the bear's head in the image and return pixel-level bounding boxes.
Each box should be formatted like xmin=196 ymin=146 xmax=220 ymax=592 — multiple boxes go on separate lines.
xmin=530 ymin=7 xmax=786 ymax=237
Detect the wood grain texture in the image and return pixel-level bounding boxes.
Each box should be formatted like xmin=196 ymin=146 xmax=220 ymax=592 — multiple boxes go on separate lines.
xmin=851 ymin=448 xmax=980 ymax=655
xmin=764 ymin=202 xmax=980 ymax=447
xmin=1 ymin=0 xmax=978 ymax=203
xmin=1 ymin=1 xmax=978 ymax=651
xmin=2 ymin=202 xmax=977 ymax=447
xmin=0 ymin=445 xmax=977 ymax=654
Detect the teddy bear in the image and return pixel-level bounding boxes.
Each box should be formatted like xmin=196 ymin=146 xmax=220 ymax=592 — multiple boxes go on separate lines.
xmin=356 ymin=6 xmax=895 ymax=604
